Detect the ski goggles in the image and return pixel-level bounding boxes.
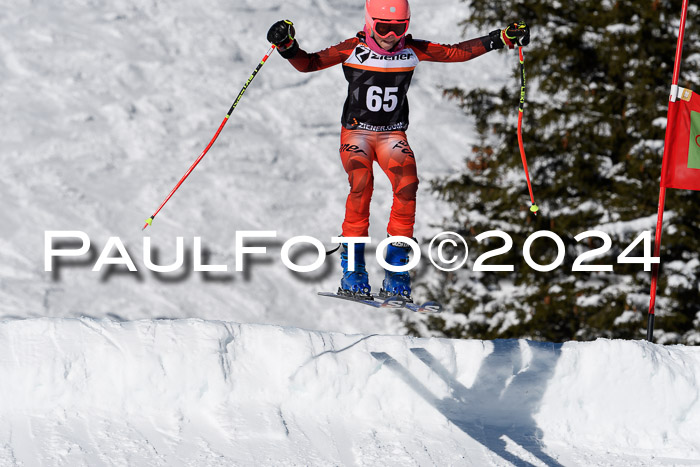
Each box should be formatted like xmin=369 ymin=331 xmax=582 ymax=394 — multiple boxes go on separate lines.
xmin=372 ymin=19 xmax=409 ymax=39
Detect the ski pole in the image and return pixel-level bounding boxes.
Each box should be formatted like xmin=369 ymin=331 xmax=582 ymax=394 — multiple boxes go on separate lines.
xmin=142 ymin=44 xmax=277 ymax=230
xmin=517 ymin=46 xmax=539 ymax=214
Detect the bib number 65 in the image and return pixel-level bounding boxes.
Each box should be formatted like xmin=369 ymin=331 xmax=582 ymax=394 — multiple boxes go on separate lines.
xmin=367 ymin=86 xmax=399 ymax=112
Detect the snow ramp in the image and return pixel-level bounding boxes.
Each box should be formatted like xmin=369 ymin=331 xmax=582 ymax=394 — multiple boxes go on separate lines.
xmin=0 ymin=319 xmax=699 ymax=466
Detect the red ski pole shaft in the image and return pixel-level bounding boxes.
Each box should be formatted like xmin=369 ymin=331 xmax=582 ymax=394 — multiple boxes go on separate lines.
xmin=517 ymin=47 xmax=539 ymax=214
xmin=142 ymin=44 xmax=277 ymax=230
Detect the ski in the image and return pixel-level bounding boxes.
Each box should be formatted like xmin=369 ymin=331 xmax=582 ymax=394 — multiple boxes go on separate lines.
xmin=318 ymin=292 xmax=442 ymax=313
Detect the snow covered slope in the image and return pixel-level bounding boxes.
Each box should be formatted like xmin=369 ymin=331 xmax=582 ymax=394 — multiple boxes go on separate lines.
xmin=1 ymin=318 xmax=699 ymax=466
xmin=0 ymin=0 xmax=507 ymax=335
xmin=10 ymin=4 xmax=696 ymax=464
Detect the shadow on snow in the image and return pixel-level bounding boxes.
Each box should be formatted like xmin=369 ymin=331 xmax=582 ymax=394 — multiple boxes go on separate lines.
xmin=372 ymin=340 xmax=563 ymax=467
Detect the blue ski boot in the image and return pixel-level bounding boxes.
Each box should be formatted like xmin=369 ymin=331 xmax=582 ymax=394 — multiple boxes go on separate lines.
xmin=339 ymin=243 xmax=371 ymax=297
xmin=380 ymin=240 xmax=412 ymax=301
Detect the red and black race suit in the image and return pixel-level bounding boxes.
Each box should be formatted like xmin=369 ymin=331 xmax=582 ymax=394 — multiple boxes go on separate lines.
xmin=283 ymin=32 xmax=493 ymax=132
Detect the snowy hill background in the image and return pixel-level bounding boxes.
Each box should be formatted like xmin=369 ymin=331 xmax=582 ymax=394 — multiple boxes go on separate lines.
xmin=5 ymin=1 xmax=700 ymax=465
xmin=1 ymin=0 xmax=507 ymax=334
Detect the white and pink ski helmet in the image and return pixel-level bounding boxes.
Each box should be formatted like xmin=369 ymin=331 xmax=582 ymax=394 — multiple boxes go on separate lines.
xmin=364 ymin=0 xmax=411 ymax=39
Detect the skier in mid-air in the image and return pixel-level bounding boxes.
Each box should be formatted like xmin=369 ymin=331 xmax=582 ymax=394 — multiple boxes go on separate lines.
xmin=267 ymin=0 xmax=529 ymax=300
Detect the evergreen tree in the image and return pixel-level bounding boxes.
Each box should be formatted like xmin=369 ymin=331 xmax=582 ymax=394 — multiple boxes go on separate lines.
xmin=412 ymin=0 xmax=700 ymax=344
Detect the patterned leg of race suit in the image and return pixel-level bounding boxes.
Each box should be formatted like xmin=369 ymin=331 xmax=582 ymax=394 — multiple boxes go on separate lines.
xmin=339 ymin=127 xmax=419 ymax=238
